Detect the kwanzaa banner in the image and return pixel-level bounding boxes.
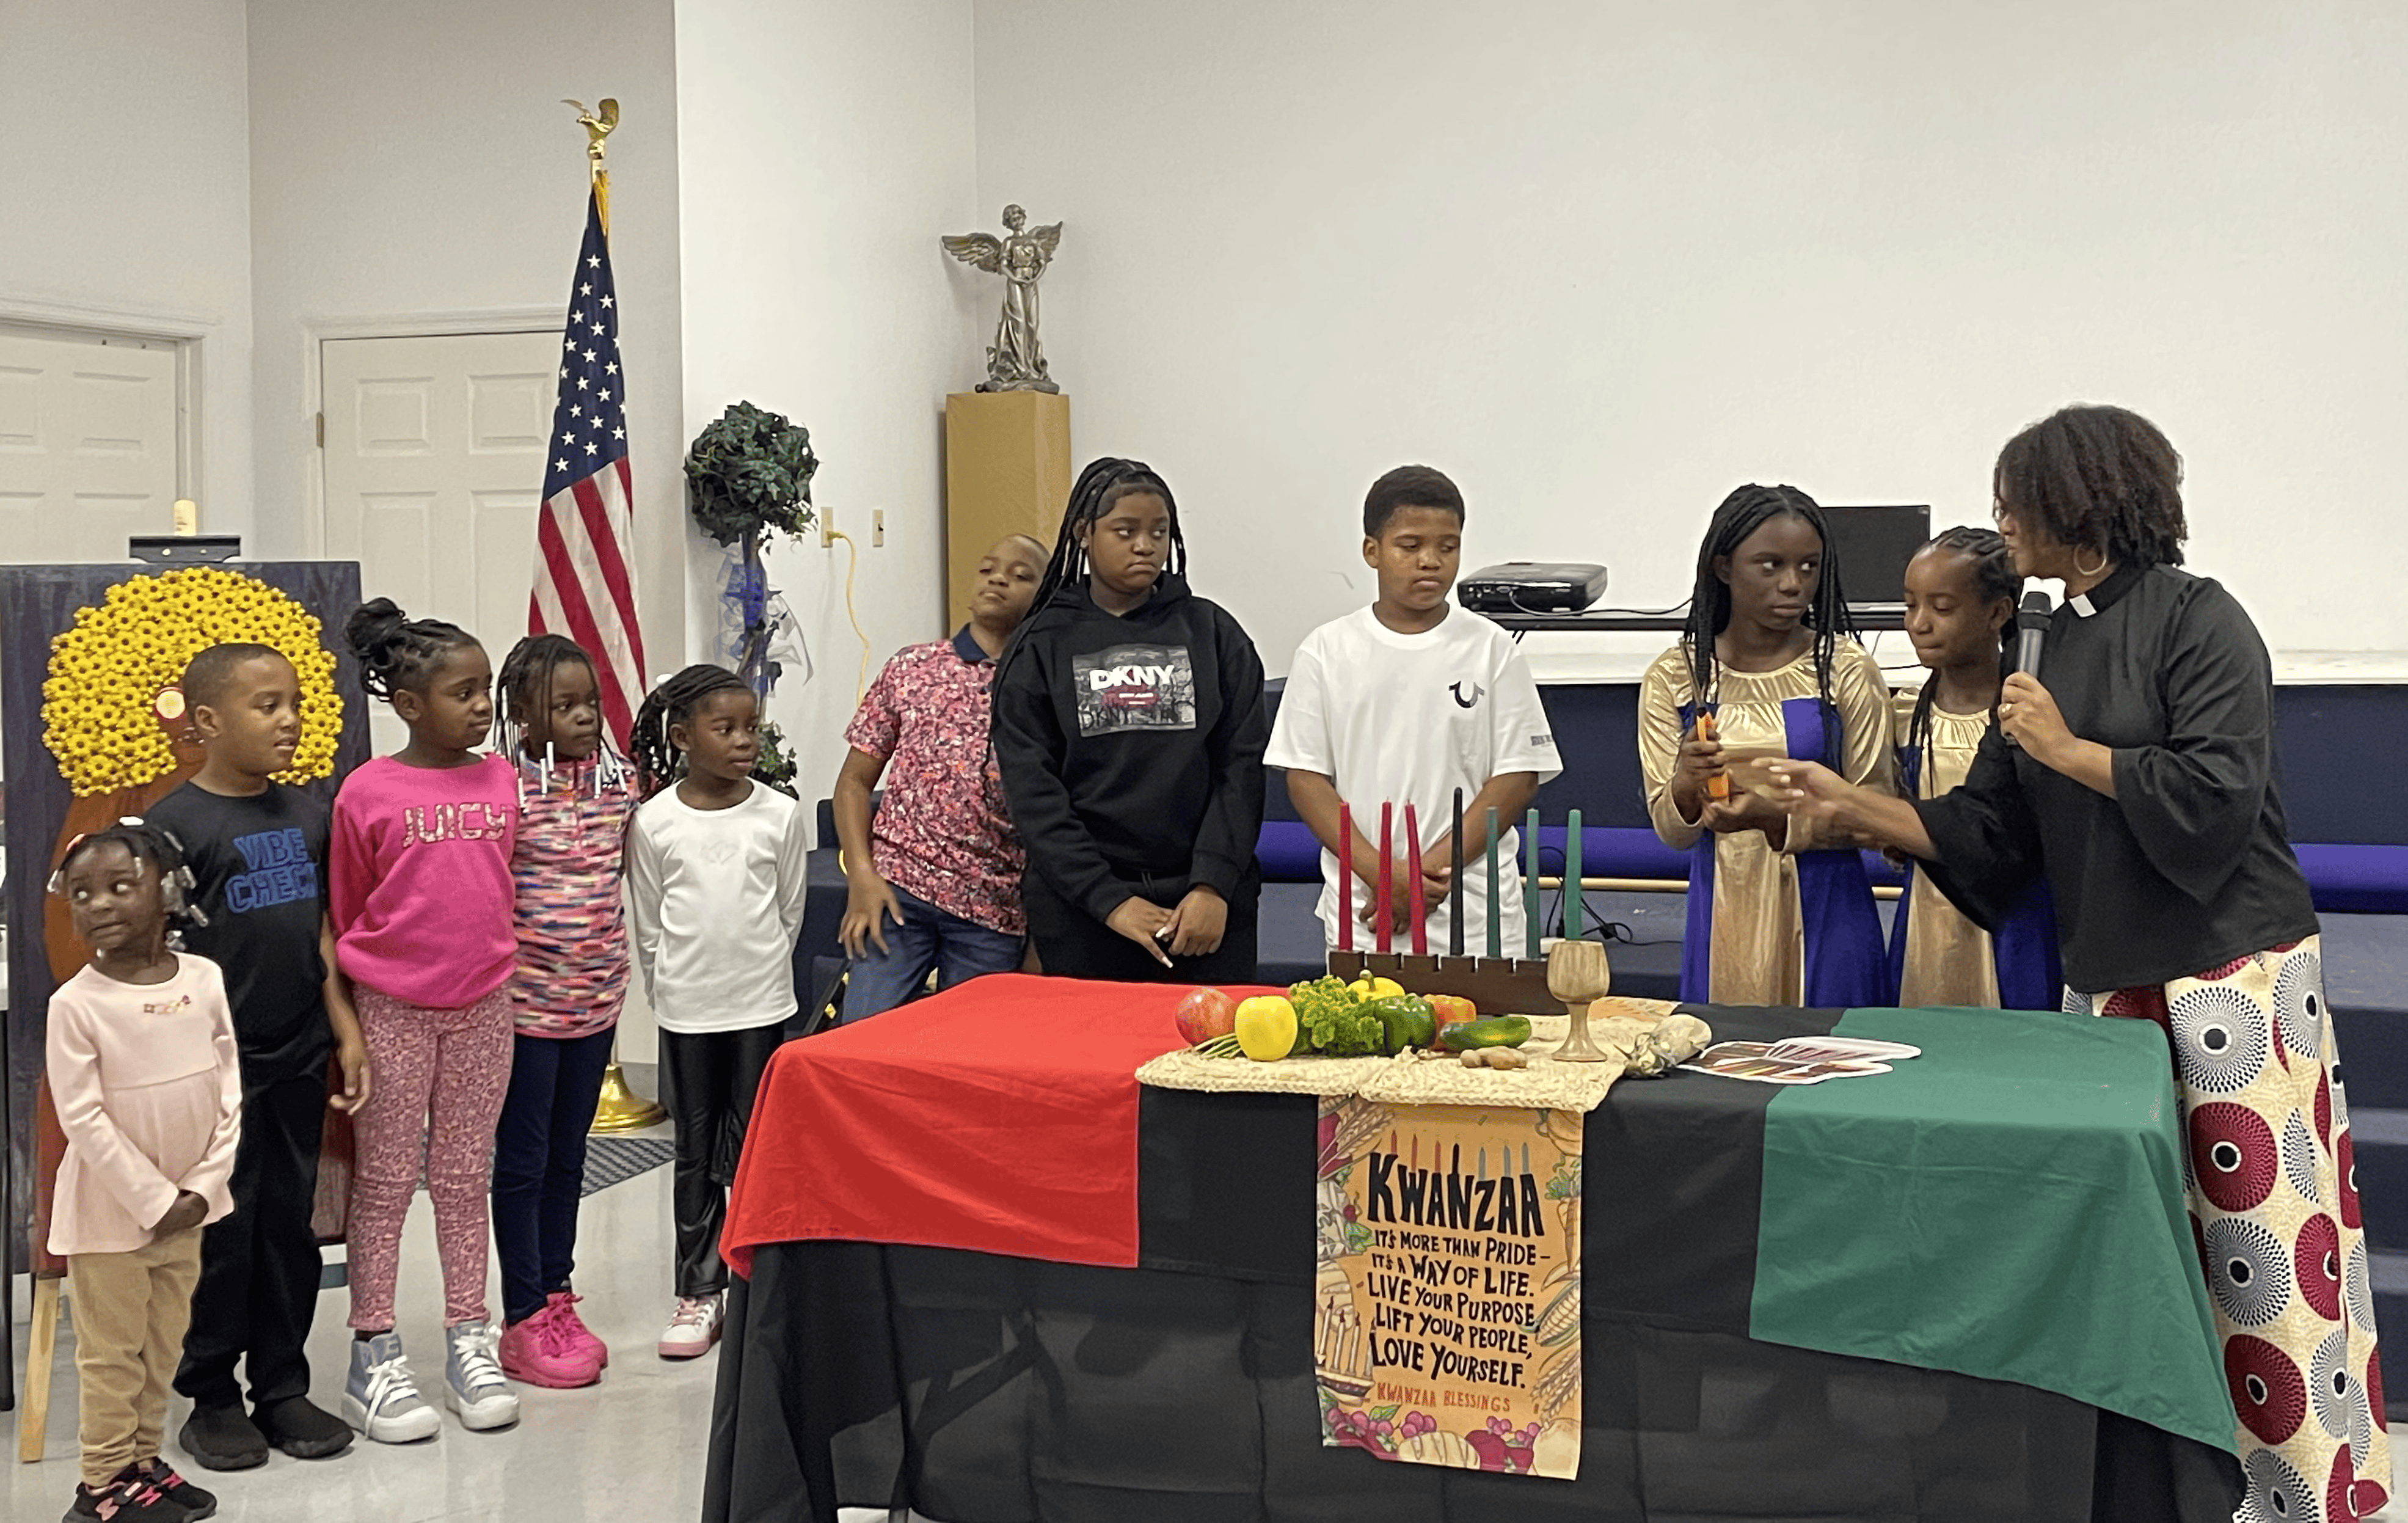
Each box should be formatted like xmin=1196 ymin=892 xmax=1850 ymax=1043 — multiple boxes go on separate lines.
xmin=1313 ymin=1097 xmax=1582 ymax=1478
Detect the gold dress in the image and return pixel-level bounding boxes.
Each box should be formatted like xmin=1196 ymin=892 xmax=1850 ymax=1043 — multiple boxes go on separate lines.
xmin=1892 ymin=693 xmax=1999 ymax=1007
xmin=1639 ymin=641 xmax=1894 ymax=1006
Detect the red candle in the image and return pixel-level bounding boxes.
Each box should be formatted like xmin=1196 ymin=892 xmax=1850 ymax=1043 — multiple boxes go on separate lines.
xmin=1376 ymin=802 xmax=1394 ymax=954
xmin=1404 ymin=803 xmax=1427 ymax=956
xmin=1336 ymin=801 xmax=1354 ymax=953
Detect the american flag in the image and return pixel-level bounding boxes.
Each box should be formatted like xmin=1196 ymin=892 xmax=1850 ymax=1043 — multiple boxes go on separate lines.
xmin=531 ymin=185 xmax=648 ymax=750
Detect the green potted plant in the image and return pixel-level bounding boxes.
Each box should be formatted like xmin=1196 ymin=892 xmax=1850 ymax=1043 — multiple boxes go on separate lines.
xmin=684 ymin=401 xmax=820 ymax=793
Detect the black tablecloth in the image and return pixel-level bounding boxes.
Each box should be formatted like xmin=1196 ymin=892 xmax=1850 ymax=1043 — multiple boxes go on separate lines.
xmin=704 ymin=1004 xmax=2243 ymax=1522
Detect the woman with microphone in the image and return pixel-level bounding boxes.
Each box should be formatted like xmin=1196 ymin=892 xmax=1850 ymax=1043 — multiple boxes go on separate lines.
xmin=1768 ymin=404 xmax=2385 ymax=1520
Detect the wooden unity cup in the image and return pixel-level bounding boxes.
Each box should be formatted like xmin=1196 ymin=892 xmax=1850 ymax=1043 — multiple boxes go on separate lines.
xmin=1547 ymin=939 xmax=1614 ymax=1063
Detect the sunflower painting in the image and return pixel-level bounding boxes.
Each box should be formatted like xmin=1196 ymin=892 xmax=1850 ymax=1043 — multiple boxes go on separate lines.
xmin=0 ymin=559 xmax=370 ymax=1269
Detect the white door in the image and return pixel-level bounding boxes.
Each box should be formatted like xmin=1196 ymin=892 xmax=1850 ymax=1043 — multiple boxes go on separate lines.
xmin=0 ymin=326 xmax=181 ymax=562
xmin=319 ymin=331 xmax=559 ymax=754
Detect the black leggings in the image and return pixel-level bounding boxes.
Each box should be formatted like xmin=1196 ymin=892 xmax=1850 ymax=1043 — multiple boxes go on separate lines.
xmin=658 ymin=1021 xmax=788 ymax=1298
xmin=1023 ymin=868 xmax=1260 ymax=985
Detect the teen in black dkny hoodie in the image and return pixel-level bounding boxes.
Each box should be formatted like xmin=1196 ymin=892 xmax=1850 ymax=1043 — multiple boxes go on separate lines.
xmin=993 ymin=458 xmax=1268 ymax=984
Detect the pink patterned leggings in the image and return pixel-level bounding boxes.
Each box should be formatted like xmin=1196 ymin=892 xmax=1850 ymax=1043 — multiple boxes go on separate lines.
xmin=346 ymin=987 xmax=516 ymax=1331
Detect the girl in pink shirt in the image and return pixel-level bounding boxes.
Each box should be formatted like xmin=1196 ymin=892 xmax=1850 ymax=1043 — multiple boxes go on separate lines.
xmin=328 ymin=599 xmax=520 ymax=1442
xmin=46 ymin=819 xmax=239 ymax=1521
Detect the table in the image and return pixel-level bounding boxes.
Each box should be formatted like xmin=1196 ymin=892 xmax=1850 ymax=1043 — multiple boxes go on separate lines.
xmin=705 ymin=977 xmax=2246 ymax=1522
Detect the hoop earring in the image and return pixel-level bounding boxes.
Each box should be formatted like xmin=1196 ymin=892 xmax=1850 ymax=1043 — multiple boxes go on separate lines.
xmin=2073 ymin=547 xmax=2109 ymax=579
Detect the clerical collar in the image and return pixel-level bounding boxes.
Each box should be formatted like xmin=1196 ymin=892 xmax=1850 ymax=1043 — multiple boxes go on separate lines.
xmin=952 ymin=624 xmax=994 ymax=665
xmin=2065 ymin=561 xmax=2147 ymax=619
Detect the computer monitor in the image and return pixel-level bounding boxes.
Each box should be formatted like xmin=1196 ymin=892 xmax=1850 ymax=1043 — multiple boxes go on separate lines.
xmin=1820 ymin=505 xmax=1930 ymax=605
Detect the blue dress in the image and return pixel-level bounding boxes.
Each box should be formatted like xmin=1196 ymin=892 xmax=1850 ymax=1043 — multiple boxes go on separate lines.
xmin=1640 ymin=641 xmax=1894 ymax=1007
xmin=1886 ymin=696 xmax=2061 ymax=1010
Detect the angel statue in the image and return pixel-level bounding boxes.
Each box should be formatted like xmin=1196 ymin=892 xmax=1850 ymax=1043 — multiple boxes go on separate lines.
xmin=942 ymin=205 xmax=1064 ymax=393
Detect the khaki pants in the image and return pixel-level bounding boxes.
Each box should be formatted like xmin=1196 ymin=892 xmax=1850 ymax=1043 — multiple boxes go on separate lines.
xmin=67 ymin=1228 xmax=203 ymax=1486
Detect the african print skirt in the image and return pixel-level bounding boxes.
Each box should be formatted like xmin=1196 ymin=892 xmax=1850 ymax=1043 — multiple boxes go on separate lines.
xmin=2075 ymin=936 xmax=2390 ymax=1521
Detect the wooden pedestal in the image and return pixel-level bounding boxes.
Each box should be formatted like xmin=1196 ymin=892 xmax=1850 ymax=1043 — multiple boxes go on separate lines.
xmin=944 ymin=391 xmax=1071 ymax=630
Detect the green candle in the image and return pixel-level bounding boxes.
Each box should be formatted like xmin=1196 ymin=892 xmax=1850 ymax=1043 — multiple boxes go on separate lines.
xmin=1484 ymin=806 xmax=1500 ymax=959
xmin=1565 ymin=808 xmax=1584 ymax=941
xmin=1523 ymin=808 xmax=1541 ymax=959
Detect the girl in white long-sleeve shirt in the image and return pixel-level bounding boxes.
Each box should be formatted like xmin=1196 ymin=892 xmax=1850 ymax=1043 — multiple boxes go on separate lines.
xmin=625 ymin=665 xmax=811 ymax=1360
xmin=47 ymin=820 xmax=240 ymax=1522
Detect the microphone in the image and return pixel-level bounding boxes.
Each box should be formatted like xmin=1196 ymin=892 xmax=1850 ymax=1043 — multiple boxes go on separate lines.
xmin=2016 ymin=591 xmax=2053 ymax=676
xmin=2005 ymin=591 xmax=2054 ymax=750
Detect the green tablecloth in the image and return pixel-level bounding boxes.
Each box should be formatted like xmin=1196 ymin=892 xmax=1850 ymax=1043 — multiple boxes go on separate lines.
xmin=1749 ymin=1005 xmax=2236 ymax=1452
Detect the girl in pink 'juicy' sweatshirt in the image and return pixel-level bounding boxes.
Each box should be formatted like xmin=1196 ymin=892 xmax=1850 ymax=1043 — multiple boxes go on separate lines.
xmin=327 ymin=598 xmax=520 ymax=1444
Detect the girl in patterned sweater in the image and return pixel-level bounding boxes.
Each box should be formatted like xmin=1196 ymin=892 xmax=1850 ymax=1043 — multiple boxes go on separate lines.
xmin=489 ymin=634 xmax=637 ymax=1388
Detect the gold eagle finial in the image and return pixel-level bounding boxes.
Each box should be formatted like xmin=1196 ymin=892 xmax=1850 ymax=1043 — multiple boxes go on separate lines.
xmin=563 ymin=98 xmax=619 ymax=169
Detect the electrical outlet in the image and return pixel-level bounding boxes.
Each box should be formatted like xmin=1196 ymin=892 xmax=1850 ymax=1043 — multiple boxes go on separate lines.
xmin=872 ymin=509 xmax=885 ymax=547
xmin=820 ymin=505 xmax=836 ymax=548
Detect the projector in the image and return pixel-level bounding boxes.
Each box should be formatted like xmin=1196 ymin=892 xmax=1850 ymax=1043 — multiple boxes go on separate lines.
xmin=1456 ymin=562 xmax=1608 ymax=615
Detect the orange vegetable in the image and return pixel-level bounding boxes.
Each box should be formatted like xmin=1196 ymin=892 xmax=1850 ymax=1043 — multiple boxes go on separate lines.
xmin=1426 ymin=994 xmax=1477 ymax=1027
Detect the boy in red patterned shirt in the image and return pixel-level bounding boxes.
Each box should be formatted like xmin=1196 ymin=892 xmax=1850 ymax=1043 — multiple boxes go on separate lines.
xmin=834 ymin=534 xmax=1048 ymax=1018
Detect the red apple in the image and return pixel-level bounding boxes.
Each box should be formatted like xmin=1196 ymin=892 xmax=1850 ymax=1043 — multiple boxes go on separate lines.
xmin=1176 ymin=986 xmax=1238 ymax=1046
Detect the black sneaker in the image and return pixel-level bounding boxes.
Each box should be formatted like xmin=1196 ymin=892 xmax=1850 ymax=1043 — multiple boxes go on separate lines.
xmin=176 ymin=1400 xmax=268 ymax=1471
xmin=252 ymin=1394 xmax=354 ymax=1459
xmin=137 ymin=1458 xmax=216 ymax=1518
xmin=64 ymin=1464 xmax=185 ymax=1521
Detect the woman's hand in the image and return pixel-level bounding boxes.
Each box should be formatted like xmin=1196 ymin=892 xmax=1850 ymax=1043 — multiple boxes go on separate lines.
xmin=1106 ymin=896 xmax=1177 ymax=968
xmin=1998 ymin=673 xmax=2071 ymax=766
xmin=841 ymin=870 xmax=906 ymax=959
xmin=153 ymin=1189 xmax=208 ymax=1235
xmin=1998 ymin=672 xmax=2118 ymax=797
xmin=1161 ymin=885 xmax=1228 ymax=957
xmin=1760 ymin=759 xmax=1853 ymax=822
xmin=1671 ymin=718 xmax=1726 ymax=822
xmin=1699 ymin=784 xmax=1789 ymax=846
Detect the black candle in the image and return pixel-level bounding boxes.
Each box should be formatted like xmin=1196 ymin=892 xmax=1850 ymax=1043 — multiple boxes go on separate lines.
xmin=1449 ymin=787 xmax=1465 ymax=956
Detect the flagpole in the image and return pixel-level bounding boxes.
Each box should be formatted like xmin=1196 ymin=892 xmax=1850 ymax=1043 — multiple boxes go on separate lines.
xmin=563 ymin=95 xmax=666 ymax=1137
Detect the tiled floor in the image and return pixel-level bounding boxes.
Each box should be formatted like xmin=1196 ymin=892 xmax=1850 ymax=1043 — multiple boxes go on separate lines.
xmin=4 ymin=1119 xmax=2399 ymax=1521
xmin=0 ymin=1120 xmax=906 ymax=1523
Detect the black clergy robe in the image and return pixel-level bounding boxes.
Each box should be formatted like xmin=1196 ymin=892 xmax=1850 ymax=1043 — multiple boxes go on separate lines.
xmin=1913 ymin=561 xmax=2318 ymax=994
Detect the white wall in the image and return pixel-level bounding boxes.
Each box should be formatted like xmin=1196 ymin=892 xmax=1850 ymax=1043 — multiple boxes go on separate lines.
xmin=244 ymin=0 xmax=688 ymax=665
xmin=676 ymin=0 xmax=984 ymax=791
xmin=0 ymin=0 xmax=256 ymax=539
xmin=972 ymin=0 xmax=2408 ymax=679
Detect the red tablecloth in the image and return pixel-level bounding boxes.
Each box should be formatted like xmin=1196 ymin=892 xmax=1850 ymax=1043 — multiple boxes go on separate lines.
xmin=720 ymin=974 xmax=1279 ymax=1277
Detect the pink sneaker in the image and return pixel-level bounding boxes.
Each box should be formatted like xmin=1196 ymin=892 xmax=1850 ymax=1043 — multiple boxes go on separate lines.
xmin=545 ymin=1290 xmax=609 ymax=1370
xmin=498 ymin=1304 xmax=602 ymax=1389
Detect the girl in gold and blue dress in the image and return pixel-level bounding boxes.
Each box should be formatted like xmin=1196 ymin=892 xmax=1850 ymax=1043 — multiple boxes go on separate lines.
xmin=1638 ymin=484 xmax=1893 ymax=1006
xmin=1888 ymin=528 xmax=2062 ymax=1009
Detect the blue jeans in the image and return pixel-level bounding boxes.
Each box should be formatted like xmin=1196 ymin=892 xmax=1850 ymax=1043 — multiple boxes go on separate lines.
xmin=842 ymin=882 xmax=1024 ymax=1021
xmin=490 ymin=1025 xmax=615 ymax=1326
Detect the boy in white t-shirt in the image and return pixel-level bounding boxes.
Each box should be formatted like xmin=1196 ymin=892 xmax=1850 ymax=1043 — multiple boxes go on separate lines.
xmin=1266 ymin=466 xmax=1561 ymax=950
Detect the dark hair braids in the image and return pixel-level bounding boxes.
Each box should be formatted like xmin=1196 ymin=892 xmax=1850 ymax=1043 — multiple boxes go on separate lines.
xmin=496 ymin=634 xmax=597 ymax=758
xmin=1026 ymin=456 xmax=1185 ymax=615
xmin=994 ymin=457 xmax=1186 ymax=699
xmin=1993 ymin=404 xmax=2186 ymax=571
xmin=1363 ymin=464 xmax=1465 ymax=538
xmin=630 ymin=663 xmax=752 ymax=797
xmin=1902 ymin=527 xmax=2021 ymax=772
xmin=343 ymin=597 xmax=480 ymax=701
xmin=1679 ymin=483 xmax=1855 ymax=714
xmin=52 ymin=817 xmax=208 ymax=940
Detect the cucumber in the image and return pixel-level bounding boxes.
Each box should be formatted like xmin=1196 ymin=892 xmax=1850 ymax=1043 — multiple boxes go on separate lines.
xmin=1437 ymin=1015 xmax=1533 ymax=1052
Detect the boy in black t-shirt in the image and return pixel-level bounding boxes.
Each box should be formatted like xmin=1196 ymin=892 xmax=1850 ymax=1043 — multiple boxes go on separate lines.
xmin=151 ymin=643 xmax=370 ymax=1469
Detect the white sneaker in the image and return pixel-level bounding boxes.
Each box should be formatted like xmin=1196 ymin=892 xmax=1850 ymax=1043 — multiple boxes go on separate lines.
xmin=343 ymin=1331 xmax=441 ymax=1444
xmin=658 ymin=1293 xmax=724 ymax=1359
xmin=442 ymin=1320 xmax=520 ymax=1431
